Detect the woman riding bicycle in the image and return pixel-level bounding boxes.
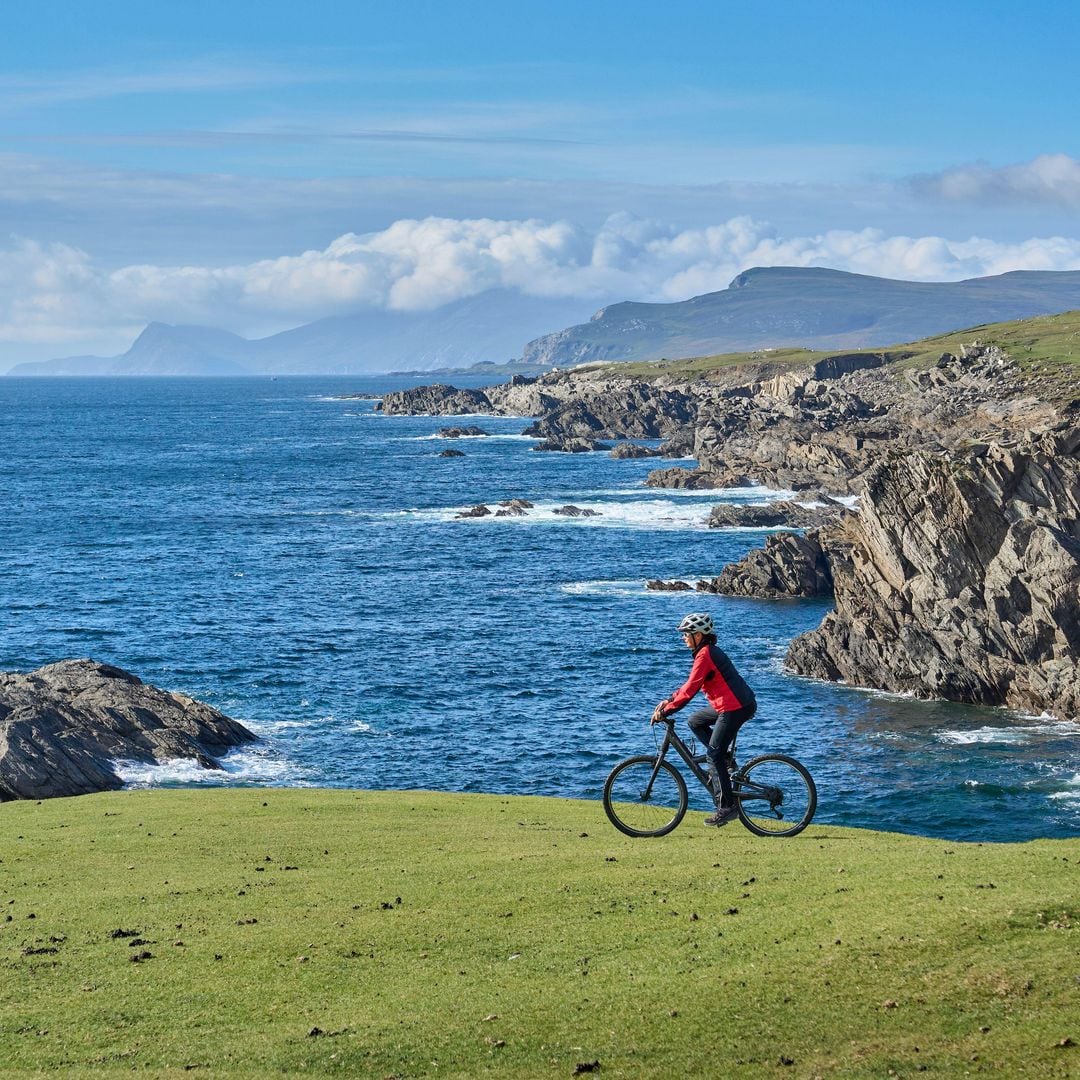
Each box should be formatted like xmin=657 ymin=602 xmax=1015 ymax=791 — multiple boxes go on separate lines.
xmin=652 ymin=612 xmax=757 ymax=827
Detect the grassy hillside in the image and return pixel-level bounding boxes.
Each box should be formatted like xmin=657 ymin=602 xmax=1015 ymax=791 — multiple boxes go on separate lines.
xmin=1 ymin=789 xmax=1077 ymax=1078
xmin=597 ymin=309 xmax=1080 ymax=389
xmin=523 ymin=267 xmax=1080 ymax=368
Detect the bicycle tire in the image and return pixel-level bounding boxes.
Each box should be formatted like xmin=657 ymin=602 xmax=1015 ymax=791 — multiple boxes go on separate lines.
xmin=735 ymin=754 xmax=817 ymax=837
xmin=603 ymin=756 xmax=688 ymax=837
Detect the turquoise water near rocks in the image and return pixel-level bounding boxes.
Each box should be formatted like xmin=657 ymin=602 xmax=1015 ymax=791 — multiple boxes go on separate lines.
xmin=2 ymin=375 xmax=1077 ymax=841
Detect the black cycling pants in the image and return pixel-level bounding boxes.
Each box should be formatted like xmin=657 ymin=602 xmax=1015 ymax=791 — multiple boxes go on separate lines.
xmin=687 ymin=703 xmax=756 ymax=808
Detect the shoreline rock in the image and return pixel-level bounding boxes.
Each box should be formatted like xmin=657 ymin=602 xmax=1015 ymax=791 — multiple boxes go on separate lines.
xmin=698 ymin=530 xmax=837 ymax=599
xmin=786 ymin=431 xmax=1080 ymax=721
xmin=533 ymin=436 xmax=612 ymax=453
xmin=438 ymin=425 xmax=488 ymax=438
xmin=706 ymin=499 xmax=846 ymax=530
xmin=0 ymin=660 xmax=258 ymax=801
xmin=645 ymin=466 xmax=754 ymax=489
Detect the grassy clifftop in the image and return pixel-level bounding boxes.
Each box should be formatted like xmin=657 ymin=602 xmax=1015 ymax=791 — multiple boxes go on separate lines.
xmin=1 ymin=788 xmax=1077 ymax=1077
xmin=599 ymin=309 xmax=1080 ymax=388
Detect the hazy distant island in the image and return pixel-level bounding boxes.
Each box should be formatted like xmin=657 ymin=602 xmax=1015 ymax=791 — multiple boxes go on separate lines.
xmin=10 ymin=266 xmax=1080 ymax=378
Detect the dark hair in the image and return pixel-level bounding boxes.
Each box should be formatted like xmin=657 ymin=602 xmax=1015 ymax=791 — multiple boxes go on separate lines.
xmin=702 ymin=633 xmax=717 ymax=646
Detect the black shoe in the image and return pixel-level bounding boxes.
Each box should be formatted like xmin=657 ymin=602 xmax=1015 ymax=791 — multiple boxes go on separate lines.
xmin=704 ymin=805 xmax=738 ymax=827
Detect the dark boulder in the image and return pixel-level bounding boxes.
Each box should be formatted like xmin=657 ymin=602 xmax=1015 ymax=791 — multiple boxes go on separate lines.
xmin=439 ymin=425 xmax=489 ymax=438
xmin=494 ymin=498 xmax=534 ymax=517
xmin=553 ymin=505 xmax=601 ymax=517
xmin=0 ymin=660 xmax=257 ymax=801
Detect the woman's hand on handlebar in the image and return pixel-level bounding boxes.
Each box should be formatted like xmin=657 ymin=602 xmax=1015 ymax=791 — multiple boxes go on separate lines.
xmin=651 ymin=702 xmax=670 ymax=725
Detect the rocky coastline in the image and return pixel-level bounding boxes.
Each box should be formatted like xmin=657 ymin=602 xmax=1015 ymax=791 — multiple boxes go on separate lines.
xmin=0 ymin=660 xmax=257 ymax=800
xmin=378 ymin=332 xmax=1080 ymax=722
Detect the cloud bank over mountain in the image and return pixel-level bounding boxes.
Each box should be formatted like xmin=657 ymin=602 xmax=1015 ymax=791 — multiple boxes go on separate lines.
xmin=914 ymin=154 xmax=1080 ymax=207
xmin=5 ymin=211 xmax=1080 ymax=364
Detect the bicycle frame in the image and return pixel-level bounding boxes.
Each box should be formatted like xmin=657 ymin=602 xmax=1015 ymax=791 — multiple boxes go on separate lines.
xmin=651 ymin=718 xmax=777 ymax=808
xmin=651 ymin=718 xmax=715 ymax=793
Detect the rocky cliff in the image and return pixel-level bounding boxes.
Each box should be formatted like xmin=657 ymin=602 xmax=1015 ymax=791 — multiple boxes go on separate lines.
xmin=786 ymin=430 xmax=1080 ymax=720
xmin=0 ymin=660 xmax=257 ymax=800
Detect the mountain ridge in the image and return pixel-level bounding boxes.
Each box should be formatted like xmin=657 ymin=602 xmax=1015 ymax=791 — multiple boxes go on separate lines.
xmin=11 ymin=267 xmax=1080 ymax=376
xmin=6 ymin=290 xmax=599 ymax=377
xmin=520 ymin=266 xmax=1080 ymax=367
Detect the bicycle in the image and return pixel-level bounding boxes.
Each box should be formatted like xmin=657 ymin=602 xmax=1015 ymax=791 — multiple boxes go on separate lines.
xmin=603 ymin=714 xmax=817 ymax=838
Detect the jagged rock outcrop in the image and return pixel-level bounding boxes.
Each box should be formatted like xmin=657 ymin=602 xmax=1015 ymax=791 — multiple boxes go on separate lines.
xmin=522 ymin=385 xmax=697 ymax=440
xmin=380 ymin=384 xmax=494 ymax=415
xmin=706 ymin=499 xmax=846 ymax=530
xmin=0 ymin=660 xmax=257 ymax=801
xmin=533 ymin=436 xmax=612 ymax=453
xmin=495 ymin=498 xmax=534 ymax=517
xmin=645 ymin=466 xmax=754 ymax=489
xmin=439 ymin=448 xmax=465 ymax=458
xmin=786 ymin=429 xmax=1080 ymax=720
xmin=553 ymin=505 xmax=601 ymax=517
xmin=646 ymin=579 xmax=693 ymax=591
xmin=610 ymin=442 xmax=666 ymax=459
xmin=699 ymin=531 xmax=836 ymax=598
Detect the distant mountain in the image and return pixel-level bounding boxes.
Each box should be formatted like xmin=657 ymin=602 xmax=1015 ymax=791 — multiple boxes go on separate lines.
xmin=15 ymin=267 xmax=1080 ymax=377
xmin=520 ymin=267 xmax=1080 ymax=367
xmin=6 ymin=290 xmax=599 ymax=376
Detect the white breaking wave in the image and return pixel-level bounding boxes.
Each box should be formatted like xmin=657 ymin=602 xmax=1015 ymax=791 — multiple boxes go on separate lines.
xmin=425 ymin=497 xmax=721 ymax=530
xmin=374 ymin=411 xmax=533 ymax=420
xmin=937 ymin=722 xmax=1080 ymax=746
xmin=114 ymin=745 xmax=310 ymax=788
xmin=1049 ymin=774 xmax=1080 ymax=803
xmin=560 ymin=578 xmax=696 ymax=597
xmin=577 ymin=484 xmax=793 ymax=500
xmin=404 ymin=432 xmax=538 ymax=441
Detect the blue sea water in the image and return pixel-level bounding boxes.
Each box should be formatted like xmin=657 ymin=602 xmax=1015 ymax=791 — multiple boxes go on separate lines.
xmin=1 ymin=375 xmax=1077 ymax=842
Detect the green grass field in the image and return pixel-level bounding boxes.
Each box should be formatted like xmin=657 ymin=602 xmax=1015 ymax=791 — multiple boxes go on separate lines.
xmin=597 ymin=309 xmax=1080 ymax=388
xmin=1 ymin=788 xmax=1077 ymax=1078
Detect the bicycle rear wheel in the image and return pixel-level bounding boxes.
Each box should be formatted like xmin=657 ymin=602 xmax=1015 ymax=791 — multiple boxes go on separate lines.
xmin=735 ymin=754 xmax=817 ymax=837
xmin=603 ymin=756 xmax=688 ymax=837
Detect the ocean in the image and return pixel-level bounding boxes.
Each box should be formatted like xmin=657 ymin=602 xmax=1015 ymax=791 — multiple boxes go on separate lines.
xmin=2 ymin=375 xmax=1077 ymax=841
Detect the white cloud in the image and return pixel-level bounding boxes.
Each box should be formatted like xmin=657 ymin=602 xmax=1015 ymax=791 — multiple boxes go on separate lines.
xmin=913 ymin=154 xmax=1080 ymax=207
xmin=3 ymin=215 xmax=1080 ymax=356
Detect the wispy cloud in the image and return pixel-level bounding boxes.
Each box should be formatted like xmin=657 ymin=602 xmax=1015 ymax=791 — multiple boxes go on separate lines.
xmin=14 ymin=127 xmax=584 ymax=149
xmin=0 ymin=56 xmax=341 ymax=110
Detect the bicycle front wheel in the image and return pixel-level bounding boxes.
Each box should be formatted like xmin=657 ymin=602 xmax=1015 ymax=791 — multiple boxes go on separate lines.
xmin=735 ymin=754 xmax=817 ymax=837
xmin=603 ymin=756 xmax=688 ymax=837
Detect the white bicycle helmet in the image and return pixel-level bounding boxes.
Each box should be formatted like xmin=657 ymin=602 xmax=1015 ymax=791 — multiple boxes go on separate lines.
xmin=677 ymin=612 xmax=714 ymax=635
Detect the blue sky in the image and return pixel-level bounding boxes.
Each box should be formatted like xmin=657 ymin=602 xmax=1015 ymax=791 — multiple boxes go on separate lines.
xmin=2 ymin=0 xmax=1080 ymax=365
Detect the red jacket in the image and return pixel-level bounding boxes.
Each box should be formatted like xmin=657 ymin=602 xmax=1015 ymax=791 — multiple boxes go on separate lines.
xmin=663 ymin=643 xmax=755 ymax=715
